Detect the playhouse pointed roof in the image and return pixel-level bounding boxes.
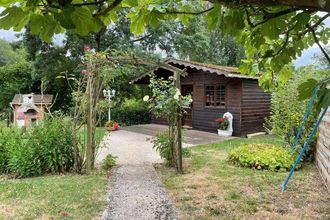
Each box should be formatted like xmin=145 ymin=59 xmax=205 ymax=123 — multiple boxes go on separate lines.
xmin=11 ymin=94 xmax=53 ymax=105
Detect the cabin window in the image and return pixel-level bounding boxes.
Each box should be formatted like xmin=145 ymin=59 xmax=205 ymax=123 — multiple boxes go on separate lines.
xmin=205 ymin=84 xmax=226 ymax=107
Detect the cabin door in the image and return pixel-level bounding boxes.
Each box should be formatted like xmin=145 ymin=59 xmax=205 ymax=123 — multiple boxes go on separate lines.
xmin=182 ymin=85 xmax=193 ymax=128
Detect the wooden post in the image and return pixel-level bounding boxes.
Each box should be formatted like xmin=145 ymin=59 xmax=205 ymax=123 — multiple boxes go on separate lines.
xmin=86 ymin=67 xmax=94 ymax=174
xmin=174 ymin=71 xmax=183 ymax=174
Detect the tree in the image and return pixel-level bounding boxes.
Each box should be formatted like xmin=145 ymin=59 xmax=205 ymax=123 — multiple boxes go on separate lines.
xmin=0 ymin=0 xmax=329 ymax=87
xmin=0 ymin=61 xmax=35 ymax=112
xmin=0 ymin=39 xmax=26 ymax=67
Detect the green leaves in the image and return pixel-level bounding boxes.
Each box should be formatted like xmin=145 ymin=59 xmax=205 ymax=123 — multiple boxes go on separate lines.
xmin=298 ymin=78 xmax=318 ymax=100
xmin=71 ymin=7 xmax=103 ymax=36
xmin=30 ymin=15 xmax=62 ymax=43
xmin=54 ymin=7 xmax=76 ymax=29
xmin=0 ymin=6 xmax=29 ymax=31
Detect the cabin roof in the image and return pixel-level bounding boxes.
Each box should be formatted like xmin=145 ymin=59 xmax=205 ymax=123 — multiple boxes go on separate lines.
xmin=133 ymin=59 xmax=259 ymax=83
xmin=11 ymin=94 xmax=54 ymax=105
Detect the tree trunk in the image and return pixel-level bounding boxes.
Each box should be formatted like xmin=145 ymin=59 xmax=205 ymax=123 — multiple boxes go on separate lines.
xmin=86 ymin=68 xmax=95 ymax=174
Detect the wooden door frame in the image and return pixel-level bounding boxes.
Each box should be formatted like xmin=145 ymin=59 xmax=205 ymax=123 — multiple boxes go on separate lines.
xmin=181 ymin=84 xmax=194 ymax=128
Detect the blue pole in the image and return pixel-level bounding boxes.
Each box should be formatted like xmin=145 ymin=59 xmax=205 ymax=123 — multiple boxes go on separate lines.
xmin=290 ymin=86 xmax=320 ymax=152
xmin=282 ymin=106 xmax=329 ymax=192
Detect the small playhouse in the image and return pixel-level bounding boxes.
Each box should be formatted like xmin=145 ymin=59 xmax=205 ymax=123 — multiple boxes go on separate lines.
xmin=10 ymin=94 xmax=53 ymax=127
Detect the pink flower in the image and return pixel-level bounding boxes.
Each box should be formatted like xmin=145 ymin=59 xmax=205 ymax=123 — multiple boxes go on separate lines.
xmin=83 ymin=44 xmax=91 ymax=51
xmin=81 ymin=69 xmax=87 ymax=75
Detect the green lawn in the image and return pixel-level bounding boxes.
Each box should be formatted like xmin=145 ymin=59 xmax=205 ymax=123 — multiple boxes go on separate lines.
xmin=156 ymin=135 xmax=330 ymax=219
xmin=0 ymin=173 xmax=109 ymax=219
xmin=79 ymin=126 xmax=107 ymax=145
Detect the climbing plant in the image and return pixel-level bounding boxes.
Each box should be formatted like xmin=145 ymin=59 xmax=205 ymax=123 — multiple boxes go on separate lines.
xmin=146 ymin=75 xmax=192 ymax=171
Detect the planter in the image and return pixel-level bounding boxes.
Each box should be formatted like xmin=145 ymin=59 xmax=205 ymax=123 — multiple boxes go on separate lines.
xmin=105 ymin=125 xmax=120 ymax=132
xmin=218 ymin=129 xmax=232 ymax=137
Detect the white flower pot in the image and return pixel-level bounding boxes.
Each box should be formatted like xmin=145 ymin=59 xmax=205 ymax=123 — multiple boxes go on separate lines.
xmin=217 ymin=129 xmax=233 ymax=137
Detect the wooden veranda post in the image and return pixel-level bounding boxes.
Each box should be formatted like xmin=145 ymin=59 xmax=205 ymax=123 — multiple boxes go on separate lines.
xmin=174 ymin=71 xmax=183 ymax=174
xmin=86 ymin=64 xmax=96 ymax=174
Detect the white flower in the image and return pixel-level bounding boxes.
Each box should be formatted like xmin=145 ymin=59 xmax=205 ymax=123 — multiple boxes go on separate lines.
xmin=143 ymin=95 xmax=150 ymax=102
xmin=327 ymin=83 xmax=330 ymax=89
xmin=173 ymin=89 xmax=181 ymax=100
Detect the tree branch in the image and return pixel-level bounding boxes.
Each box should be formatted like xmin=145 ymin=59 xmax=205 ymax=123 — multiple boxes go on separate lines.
xmin=307 ymin=24 xmax=330 ymax=64
xmin=96 ymin=0 xmax=123 ymax=16
xmin=210 ymin=0 xmax=330 ymax=13
xmin=246 ymin=8 xmax=301 ymax=28
xmin=130 ymin=33 xmax=153 ymax=43
xmin=298 ymin=13 xmax=330 ymax=37
xmin=162 ymin=7 xmax=214 ymax=15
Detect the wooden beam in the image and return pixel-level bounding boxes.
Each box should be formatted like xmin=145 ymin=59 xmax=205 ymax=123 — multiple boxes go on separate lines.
xmin=174 ymin=71 xmax=183 ymax=174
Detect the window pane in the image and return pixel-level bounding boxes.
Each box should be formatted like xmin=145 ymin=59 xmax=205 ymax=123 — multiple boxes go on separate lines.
xmin=205 ymin=84 xmax=226 ymax=107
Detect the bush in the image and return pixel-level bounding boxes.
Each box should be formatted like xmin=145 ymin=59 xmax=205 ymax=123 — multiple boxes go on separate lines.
xmin=0 ymin=127 xmax=20 ymax=174
xmin=150 ymin=131 xmax=174 ymax=166
xmin=112 ymin=98 xmax=150 ymax=126
xmin=102 ymin=154 xmax=117 ymax=170
xmin=267 ymin=67 xmax=326 ymax=158
xmin=228 ymin=143 xmax=295 ymax=171
xmin=2 ymin=117 xmax=74 ymax=178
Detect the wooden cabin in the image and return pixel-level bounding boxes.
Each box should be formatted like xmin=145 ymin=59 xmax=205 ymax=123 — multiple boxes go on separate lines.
xmin=10 ymin=94 xmax=53 ymax=128
xmin=135 ymin=59 xmax=271 ymax=136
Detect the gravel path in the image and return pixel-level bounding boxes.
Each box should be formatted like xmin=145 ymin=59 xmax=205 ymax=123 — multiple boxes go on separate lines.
xmin=99 ymin=130 xmax=177 ymax=220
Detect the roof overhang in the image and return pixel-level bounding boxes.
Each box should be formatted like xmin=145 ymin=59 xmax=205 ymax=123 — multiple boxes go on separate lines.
xmin=132 ymin=59 xmax=259 ymax=84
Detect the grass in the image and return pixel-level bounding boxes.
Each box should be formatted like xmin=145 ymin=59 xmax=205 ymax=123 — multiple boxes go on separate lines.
xmin=79 ymin=126 xmax=106 ymax=145
xmin=156 ymin=135 xmax=330 ymax=219
xmin=0 ymin=173 xmax=109 ymax=219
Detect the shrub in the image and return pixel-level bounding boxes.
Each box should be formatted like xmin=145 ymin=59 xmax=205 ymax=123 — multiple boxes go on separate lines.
xmin=112 ymin=98 xmax=150 ymax=126
xmin=228 ymin=143 xmax=295 ymax=171
xmin=150 ymin=131 xmax=174 ymax=166
xmin=102 ymin=154 xmax=117 ymax=170
xmin=267 ymin=67 xmax=326 ymax=159
xmin=4 ymin=117 xmax=74 ymax=178
xmin=0 ymin=127 xmax=20 ymax=174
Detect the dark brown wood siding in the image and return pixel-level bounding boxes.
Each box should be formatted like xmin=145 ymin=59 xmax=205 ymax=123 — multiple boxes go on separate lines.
xmin=241 ymin=80 xmax=271 ymax=135
xmin=181 ymin=71 xmax=242 ymax=135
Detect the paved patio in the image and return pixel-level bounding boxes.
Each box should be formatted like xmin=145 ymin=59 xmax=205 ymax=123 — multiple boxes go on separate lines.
xmin=121 ymin=123 xmax=235 ymax=145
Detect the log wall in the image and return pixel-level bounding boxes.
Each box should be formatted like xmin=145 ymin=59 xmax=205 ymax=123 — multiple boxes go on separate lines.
xmin=241 ymin=80 xmax=271 ymax=135
xmin=181 ymin=71 xmax=242 ymax=135
xmin=316 ymin=108 xmax=330 ymax=192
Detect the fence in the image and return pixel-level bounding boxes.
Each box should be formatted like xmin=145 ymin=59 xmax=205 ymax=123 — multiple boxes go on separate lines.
xmin=316 ymin=108 xmax=330 ymax=192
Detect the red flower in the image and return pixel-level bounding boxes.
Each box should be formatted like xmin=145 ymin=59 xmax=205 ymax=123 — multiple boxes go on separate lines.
xmin=112 ymin=123 xmax=120 ymax=131
xmin=215 ymin=118 xmax=225 ymax=123
xmin=83 ymin=44 xmax=91 ymax=51
xmin=81 ymin=69 xmax=87 ymax=75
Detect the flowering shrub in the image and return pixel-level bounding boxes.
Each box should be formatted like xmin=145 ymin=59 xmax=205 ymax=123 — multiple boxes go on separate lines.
xmin=228 ymin=143 xmax=295 ymax=172
xmin=215 ymin=116 xmax=229 ymax=130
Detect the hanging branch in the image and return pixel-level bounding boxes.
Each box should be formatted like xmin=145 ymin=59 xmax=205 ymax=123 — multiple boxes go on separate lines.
xmin=307 ymin=24 xmax=330 ymax=64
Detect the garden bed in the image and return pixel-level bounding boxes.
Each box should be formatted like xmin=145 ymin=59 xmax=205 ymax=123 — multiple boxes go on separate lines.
xmin=156 ymin=136 xmax=330 ymax=219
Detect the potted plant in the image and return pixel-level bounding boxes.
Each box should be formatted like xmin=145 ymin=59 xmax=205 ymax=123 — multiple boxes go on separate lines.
xmin=215 ymin=116 xmax=232 ymax=137
xmin=105 ymin=120 xmax=120 ymax=132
